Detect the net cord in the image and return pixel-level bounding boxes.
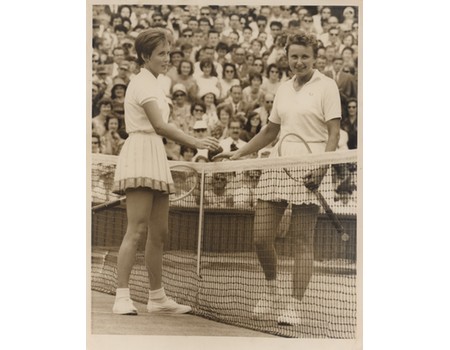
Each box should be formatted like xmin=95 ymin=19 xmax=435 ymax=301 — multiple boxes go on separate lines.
xmin=196 ymin=168 xmax=206 ymax=277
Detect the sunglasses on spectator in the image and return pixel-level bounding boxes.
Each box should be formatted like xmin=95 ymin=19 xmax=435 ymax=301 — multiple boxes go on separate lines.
xmin=200 ymin=12 xmax=210 ymax=16
xmin=194 ymin=108 xmax=204 ymax=112
xmin=330 ymin=33 xmax=339 ymax=36
xmin=265 ymin=100 xmax=274 ymax=104
xmin=194 ymin=128 xmax=207 ymax=132
xmin=348 ymin=105 xmax=357 ymax=109
xmin=303 ymin=19 xmax=312 ymax=23
xmin=254 ymin=63 xmax=263 ymax=66
xmin=183 ymin=34 xmax=192 ymax=37
xmin=174 ymin=93 xmax=185 ymax=98
xmin=270 ymin=70 xmax=278 ymax=73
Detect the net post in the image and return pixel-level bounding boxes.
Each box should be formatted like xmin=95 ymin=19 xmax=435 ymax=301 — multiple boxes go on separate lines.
xmin=196 ymin=168 xmax=206 ymax=277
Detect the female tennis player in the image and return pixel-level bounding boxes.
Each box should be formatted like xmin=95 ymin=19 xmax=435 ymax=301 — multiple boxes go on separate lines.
xmin=214 ymin=32 xmax=341 ymax=325
xmin=111 ymin=28 xmax=219 ymax=315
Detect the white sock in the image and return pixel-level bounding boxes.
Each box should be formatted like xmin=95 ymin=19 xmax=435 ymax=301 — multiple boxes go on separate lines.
xmin=116 ymin=288 xmax=130 ymax=299
xmin=149 ymin=287 xmax=168 ymax=303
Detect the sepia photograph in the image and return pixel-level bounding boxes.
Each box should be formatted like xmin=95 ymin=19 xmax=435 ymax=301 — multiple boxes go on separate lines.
xmin=87 ymin=1 xmax=362 ymax=348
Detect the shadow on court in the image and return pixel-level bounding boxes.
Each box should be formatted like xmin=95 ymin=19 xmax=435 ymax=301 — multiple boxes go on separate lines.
xmin=90 ymin=290 xmax=277 ymax=337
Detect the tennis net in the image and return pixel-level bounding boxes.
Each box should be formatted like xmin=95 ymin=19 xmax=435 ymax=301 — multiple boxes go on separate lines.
xmin=90 ymin=150 xmax=359 ymax=338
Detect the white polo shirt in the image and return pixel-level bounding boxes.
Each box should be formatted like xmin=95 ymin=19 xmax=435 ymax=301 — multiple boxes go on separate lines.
xmin=124 ymin=68 xmax=170 ymax=133
xmin=269 ymin=69 xmax=341 ymax=154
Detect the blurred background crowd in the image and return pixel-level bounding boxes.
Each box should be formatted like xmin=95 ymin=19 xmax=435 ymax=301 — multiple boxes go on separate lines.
xmin=91 ymin=4 xmax=359 ymax=160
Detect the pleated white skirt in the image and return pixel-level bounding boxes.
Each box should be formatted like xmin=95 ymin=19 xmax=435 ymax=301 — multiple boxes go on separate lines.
xmin=112 ymin=131 xmax=175 ymax=195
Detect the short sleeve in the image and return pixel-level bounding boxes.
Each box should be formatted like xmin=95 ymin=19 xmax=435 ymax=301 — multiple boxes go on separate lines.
xmin=322 ymin=80 xmax=342 ymax=121
xmin=134 ymin=74 xmax=158 ymax=106
xmin=267 ymin=86 xmax=281 ymax=125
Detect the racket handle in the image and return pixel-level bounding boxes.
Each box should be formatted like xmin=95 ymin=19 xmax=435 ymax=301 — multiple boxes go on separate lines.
xmin=313 ymin=190 xmax=350 ymax=241
xmin=92 ymin=197 xmax=126 ymax=212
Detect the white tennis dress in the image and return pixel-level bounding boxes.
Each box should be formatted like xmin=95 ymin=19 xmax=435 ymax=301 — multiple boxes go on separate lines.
xmin=113 ymin=68 xmax=175 ymax=195
xmin=254 ymin=70 xmax=341 ymax=205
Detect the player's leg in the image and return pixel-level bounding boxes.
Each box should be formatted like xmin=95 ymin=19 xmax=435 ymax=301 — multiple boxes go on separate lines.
xmin=252 ymin=199 xmax=287 ymax=318
xmin=145 ymin=191 xmax=192 ymax=314
xmin=113 ymin=188 xmax=154 ymax=315
xmin=278 ymin=203 xmax=319 ymax=325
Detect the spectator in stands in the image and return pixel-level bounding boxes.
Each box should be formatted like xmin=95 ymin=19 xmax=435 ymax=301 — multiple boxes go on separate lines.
xmin=215 ymin=104 xmax=233 ymax=140
xmin=172 ymin=59 xmax=198 ymax=102
xmin=93 ymin=65 xmax=113 ymax=98
xmin=250 ymin=38 xmax=264 ymax=58
xmin=240 ymin=111 xmax=262 ymax=142
xmin=92 ymin=81 xmax=105 ymax=116
xmin=341 ymin=46 xmax=356 ymax=73
xmin=324 ymin=56 xmax=357 ymax=104
xmin=207 ymin=29 xmax=220 ymax=49
xmin=192 ymin=120 xmax=210 ymax=161
xmin=266 ymin=21 xmax=283 ymax=48
xmin=92 ymin=133 xmax=102 ymax=153
xmin=101 ymin=114 xmax=125 ymax=155
xmin=219 ymin=117 xmax=247 ymax=152
xmin=230 ymin=46 xmax=250 ymax=81
xmin=253 ymin=92 xmax=274 ymax=126
xmin=111 ymin=46 xmax=126 ymax=77
xmin=199 ymin=87 xmax=220 ymax=130
xmin=242 ymin=72 xmax=265 ymax=111
xmin=241 ymin=26 xmax=253 ymax=50
xmin=166 ymin=48 xmax=184 ymax=82
xmin=221 ymin=84 xmax=252 ymax=120
xmin=186 ymin=101 xmax=206 ymax=135
xmin=92 ymin=98 xmax=113 ymax=136
xmin=314 ymin=55 xmax=328 ymax=73
xmin=299 ymin=14 xmax=316 ymax=34
xmin=320 ymin=26 xmax=341 ymax=51
xmin=215 ymin=41 xmax=229 ymax=67
xmin=233 ymin=169 xmax=262 ymax=209
xmin=323 ymin=45 xmax=337 ymax=72
xmin=312 ymin=6 xmax=332 ymax=35
xmin=341 ymin=7 xmax=356 ymax=32
xmin=218 ymin=62 xmax=240 ymax=102
xmin=266 ymin=33 xmax=287 ymax=66
xmin=195 ymin=58 xmax=221 ymax=99
xmin=341 ymin=98 xmax=358 ymax=149
xmin=163 ymin=137 xmax=181 ymax=160
xmin=198 ymin=16 xmax=212 ymax=36
xmin=111 ymin=79 xmax=127 ymax=110
xmin=204 ymin=172 xmax=234 ymax=208
xmin=179 ymin=145 xmax=197 ymax=162
xmin=170 ymin=84 xmax=191 ymax=134
xmin=113 ymin=61 xmax=131 ymax=85
xmin=261 ymin=63 xmax=282 ymax=95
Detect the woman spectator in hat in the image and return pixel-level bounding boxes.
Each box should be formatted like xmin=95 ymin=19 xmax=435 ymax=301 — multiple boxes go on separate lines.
xmin=170 ymin=84 xmax=191 ymax=134
xmin=111 ymin=78 xmax=127 ymax=115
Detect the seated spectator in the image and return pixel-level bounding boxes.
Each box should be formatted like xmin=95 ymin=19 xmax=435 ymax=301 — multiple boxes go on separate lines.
xmin=170 ymin=84 xmax=191 ymax=133
xmin=112 ymin=61 xmax=131 ymax=86
xmin=314 ymin=55 xmax=328 ymax=73
xmin=341 ymin=46 xmax=356 ymax=72
xmin=180 ymin=145 xmax=198 ymax=162
xmin=341 ymin=7 xmax=356 ymax=32
xmin=253 ymin=92 xmax=274 ymax=126
xmin=195 ymin=58 xmax=221 ymax=99
xmin=220 ymin=85 xmax=252 ymax=121
xmin=204 ymin=172 xmax=234 ymax=208
xmin=92 ymin=133 xmax=102 ymax=154
xmin=219 ymin=117 xmax=247 ymax=152
xmin=101 ymin=114 xmax=125 ymax=155
xmin=266 ymin=33 xmax=287 ymax=66
xmin=163 ymin=137 xmax=181 ymax=160
xmin=249 ymin=38 xmax=265 ymax=58
xmin=233 ymin=169 xmax=262 ymax=209
xmin=240 ymin=111 xmax=262 ymax=142
xmin=261 ymin=63 xmax=282 ymax=95
xmin=323 ymin=45 xmax=337 ymax=72
xmin=199 ymin=86 xmax=220 ymax=131
xmin=93 ymin=65 xmax=113 ymax=98
xmin=166 ymin=48 xmax=185 ymax=82
xmin=92 ymin=98 xmax=113 ymax=136
xmin=242 ymin=72 xmax=265 ymax=111
xmin=215 ymin=104 xmax=233 ymax=140
xmin=187 ymin=101 xmax=207 ymax=135
xmin=172 ymin=59 xmax=198 ymax=102
xmin=110 ymin=79 xmax=127 ymax=115
xmin=215 ymin=41 xmax=229 ymax=67
xmin=341 ymin=98 xmax=358 ymax=149
xmin=192 ymin=120 xmax=210 ymax=161
xmin=324 ymin=56 xmax=357 ymax=104
xmin=218 ymin=62 xmax=240 ymax=102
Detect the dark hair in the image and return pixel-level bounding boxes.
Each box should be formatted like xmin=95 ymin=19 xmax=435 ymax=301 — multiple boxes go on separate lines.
xmin=190 ymin=101 xmax=206 ymax=114
xmin=285 ymin=32 xmax=319 ymax=58
xmin=199 ymin=58 xmax=217 ymax=76
xmin=177 ymin=59 xmax=194 ymax=75
xmin=111 ymin=83 xmax=127 ymax=99
xmin=244 ymin=111 xmax=262 ymax=133
xmin=104 ymin=114 xmax=122 ymax=131
xmin=97 ymin=98 xmax=113 ymax=110
xmin=217 ymin=104 xmax=234 ymax=119
xmin=216 ymin=41 xmax=229 ymax=52
xmin=269 ymin=21 xmax=282 ymax=29
xmin=114 ymin=24 xmax=128 ymax=33
xmin=266 ymin=63 xmax=282 ymax=79
xmin=228 ymin=116 xmax=243 ymax=128
xmin=180 ymin=145 xmax=198 ymax=157
xmin=222 ymin=62 xmax=238 ymax=79
xmin=249 ymin=71 xmax=263 ymax=83
xmin=135 ymin=28 xmax=173 ymax=66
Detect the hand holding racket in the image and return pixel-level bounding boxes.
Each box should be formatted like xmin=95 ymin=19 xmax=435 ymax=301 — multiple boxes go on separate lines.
xmin=277 ymin=133 xmax=350 ymax=242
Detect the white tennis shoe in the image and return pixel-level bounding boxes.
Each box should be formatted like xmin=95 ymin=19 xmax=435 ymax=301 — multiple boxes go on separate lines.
xmin=112 ymin=297 xmax=138 ymax=315
xmin=277 ymin=297 xmax=302 ymax=325
xmin=252 ymin=298 xmax=277 ymax=319
xmin=147 ymin=298 xmax=192 ymax=314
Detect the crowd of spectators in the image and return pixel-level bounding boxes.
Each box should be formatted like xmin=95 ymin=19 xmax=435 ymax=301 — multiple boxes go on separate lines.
xmin=91 ymin=4 xmax=359 ymax=211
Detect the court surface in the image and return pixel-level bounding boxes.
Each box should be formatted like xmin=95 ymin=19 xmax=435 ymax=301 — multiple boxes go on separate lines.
xmin=90 ymin=290 xmax=277 ymax=337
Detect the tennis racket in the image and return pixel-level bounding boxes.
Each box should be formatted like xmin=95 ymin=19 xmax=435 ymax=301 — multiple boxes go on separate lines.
xmin=277 ymin=133 xmax=350 ymax=241
xmin=92 ymin=164 xmax=200 ymax=213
